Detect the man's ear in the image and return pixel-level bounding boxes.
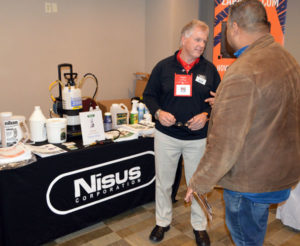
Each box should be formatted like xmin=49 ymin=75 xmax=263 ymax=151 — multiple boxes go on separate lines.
xmin=181 ymin=36 xmax=186 ymax=46
xmin=232 ymin=22 xmax=239 ymax=35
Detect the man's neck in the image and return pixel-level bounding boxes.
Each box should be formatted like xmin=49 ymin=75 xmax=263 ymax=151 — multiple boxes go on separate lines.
xmin=237 ymin=31 xmax=267 ymax=50
xmin=180 ymin=50 xmax=197 ymax=64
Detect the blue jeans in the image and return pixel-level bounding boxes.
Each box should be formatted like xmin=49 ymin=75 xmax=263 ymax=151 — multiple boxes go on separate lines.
xmin=223 ymin=190 xmax=270 ymax=246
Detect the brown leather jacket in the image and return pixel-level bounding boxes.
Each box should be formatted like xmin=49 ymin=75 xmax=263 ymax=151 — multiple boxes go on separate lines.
xmin=190 ymin=34 xmax=300 ymax=194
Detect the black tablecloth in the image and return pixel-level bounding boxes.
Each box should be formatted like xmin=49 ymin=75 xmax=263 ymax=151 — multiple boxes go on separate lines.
xmin=0 ymin=137 xmax=155 ymax=246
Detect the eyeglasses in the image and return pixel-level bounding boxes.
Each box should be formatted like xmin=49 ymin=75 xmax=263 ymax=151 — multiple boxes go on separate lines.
xmin=173 ymin=121 xmax=200 ymax=135
xmin=174 ymin=122 xmax=190 ymax=127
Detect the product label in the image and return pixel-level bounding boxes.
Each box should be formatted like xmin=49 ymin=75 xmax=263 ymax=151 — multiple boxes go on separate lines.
xmin=3 ymin=120 xmax=19 ymax=146
xmin=71 ymin=97 xmax=83 ymax=109
xmin=104 ymin=115 xmax=112 ymax=132
xmin=116 ymin=113 xmax=128 ymax=125
xmin=130 ymin=114 xmax=138 ymax=124
xmin=60 ymin=127 xmax=66 ymax=141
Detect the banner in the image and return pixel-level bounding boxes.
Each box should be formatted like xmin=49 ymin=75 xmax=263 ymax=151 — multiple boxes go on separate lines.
xmin=213 ymin=0 xmax=288 ymax=79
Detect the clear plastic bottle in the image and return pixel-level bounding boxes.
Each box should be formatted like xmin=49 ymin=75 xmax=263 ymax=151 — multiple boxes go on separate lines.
xmin=29 ymin=106 xmax=47 ymax=142
xmin=138 ymin=102 xmax=145 ymax=122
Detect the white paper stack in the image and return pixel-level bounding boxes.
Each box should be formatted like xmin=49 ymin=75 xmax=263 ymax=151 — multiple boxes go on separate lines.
xmin=120 ymin=123 xmax=155 ymax=136
xmin=0 ymin=143 xmax=32 ymax=165
xmin=26 ymin=144 xmax=67 ymax=158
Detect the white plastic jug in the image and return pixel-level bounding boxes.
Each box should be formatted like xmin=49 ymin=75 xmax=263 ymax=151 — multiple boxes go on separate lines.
xmin=110 ymin=103 xmax=129 ymax=129
xmin=29 ymin=106 xmax=47 ymax=142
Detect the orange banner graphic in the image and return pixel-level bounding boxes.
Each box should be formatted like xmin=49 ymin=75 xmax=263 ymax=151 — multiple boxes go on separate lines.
xmin=213 ymin=0 xmax=288 ymax=79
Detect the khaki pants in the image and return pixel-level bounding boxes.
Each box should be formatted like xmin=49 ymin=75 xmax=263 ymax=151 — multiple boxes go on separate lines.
xmin=154 ymin=130 xmax=207 ymax=230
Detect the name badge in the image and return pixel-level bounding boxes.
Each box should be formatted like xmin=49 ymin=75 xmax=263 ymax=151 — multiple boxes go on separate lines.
xmin=174 ymin=73 xmax=192 ymax=97
xmin=195 ymin=74 xmax=207 ymax=85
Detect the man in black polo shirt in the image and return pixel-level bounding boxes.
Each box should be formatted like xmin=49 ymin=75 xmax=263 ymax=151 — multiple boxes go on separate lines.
xmin=143 ymin=19 xmax=220 ymax=246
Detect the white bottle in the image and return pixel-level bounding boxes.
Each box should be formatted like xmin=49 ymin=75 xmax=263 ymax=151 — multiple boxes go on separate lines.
xmin=130 ymin=100 xmax=138 ymax=124
xmin=138 ymin=102 xmax=145 ymax=123
xmin=0 ymin=112 xmax=13 ymax=147
xmin=29 ymin=106 xmax=47 ymax=142
xmin=110 ymin=103 xmax=129 ymax=129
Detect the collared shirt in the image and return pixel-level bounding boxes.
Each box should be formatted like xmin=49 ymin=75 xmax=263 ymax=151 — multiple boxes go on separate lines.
xmin=176 ymin=49 xmax=200 ymax=73
xmin=234 ymin=45 xmax=249 ymax=58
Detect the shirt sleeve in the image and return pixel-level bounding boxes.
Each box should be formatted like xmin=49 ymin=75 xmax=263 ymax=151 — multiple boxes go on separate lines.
xmin=143 ymin=64 xmax=162 ymax=116
xmin=189 ymin=73 xmax=258 ymax=195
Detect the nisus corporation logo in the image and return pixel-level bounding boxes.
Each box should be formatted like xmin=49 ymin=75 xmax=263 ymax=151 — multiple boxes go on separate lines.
xmin=46 ymin=151 xmax=155 ymax=215
xmin=74 ymin=166 xmax=141 ymax=203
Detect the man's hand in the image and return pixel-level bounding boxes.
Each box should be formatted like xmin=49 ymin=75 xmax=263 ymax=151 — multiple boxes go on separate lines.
xmin=187 ymin=113 xmax=208 ymax=130
xmin=185 ymin=187 xmax=194 ymax=204
xmin=158 ymin=110 xmax=176 ymax=127
xmin=205 ymin=91 xmax=216 ymax=106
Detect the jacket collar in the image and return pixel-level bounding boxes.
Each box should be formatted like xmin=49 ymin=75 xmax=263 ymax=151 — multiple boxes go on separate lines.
xmin=238 ymin=34 xmax=274 ymax=58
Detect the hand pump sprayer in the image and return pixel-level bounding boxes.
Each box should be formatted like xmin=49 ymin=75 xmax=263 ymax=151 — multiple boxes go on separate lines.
xmin=49 ymin=63 xmax=99 ymax=138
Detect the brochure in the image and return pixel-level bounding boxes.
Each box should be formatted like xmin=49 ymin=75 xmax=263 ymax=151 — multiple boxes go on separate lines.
xmin=80 ymin=110 xmax=106 ymax=146
xmin=105 ymin=128 xmax=138 ymax=142
xmin=193 ymin=192 xmax=213 ymax=222
xmin=120 ymin=123 xmax=155 ymax=136
xmin=26 ymin=144 xmax=67 ymax=158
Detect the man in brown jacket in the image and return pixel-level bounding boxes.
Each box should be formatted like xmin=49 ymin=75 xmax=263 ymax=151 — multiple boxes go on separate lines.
xmin=185 ymin=0 xmax=300 ymax=245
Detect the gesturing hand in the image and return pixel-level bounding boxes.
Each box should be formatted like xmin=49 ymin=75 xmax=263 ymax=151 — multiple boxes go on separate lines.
xmin=205 ymin=91 xmax=216 ymax=106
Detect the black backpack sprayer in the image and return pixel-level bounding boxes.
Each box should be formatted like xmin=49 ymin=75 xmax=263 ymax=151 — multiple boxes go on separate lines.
xmin=49 ymin=63 xmax=98 ymax=139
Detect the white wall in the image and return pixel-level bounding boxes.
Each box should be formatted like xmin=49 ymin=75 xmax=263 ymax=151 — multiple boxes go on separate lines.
xmin=145 ymin=0 xmax=199 ymax=73
xmin=0 ymin=0 xmax=146 ymax=118
xmin=285 ymin=1 xmax=300 ymax=63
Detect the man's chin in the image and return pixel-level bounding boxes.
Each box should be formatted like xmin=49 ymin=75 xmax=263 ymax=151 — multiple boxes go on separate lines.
xmin=194 ymin=52 xmax=203 ymax=58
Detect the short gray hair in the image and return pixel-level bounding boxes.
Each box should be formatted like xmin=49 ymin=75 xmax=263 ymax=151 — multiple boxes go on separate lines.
xmin=181 ymin=19 xmax=209 ymax=38
xmin=228 ymin=0 xmax=270 ymax=33
xmin=180 ymin=19 xmax=209 ymax=47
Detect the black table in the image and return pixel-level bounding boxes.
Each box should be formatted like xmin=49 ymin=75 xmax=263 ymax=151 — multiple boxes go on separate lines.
xmin=0 ymin=137 xmax=155 ymax=246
